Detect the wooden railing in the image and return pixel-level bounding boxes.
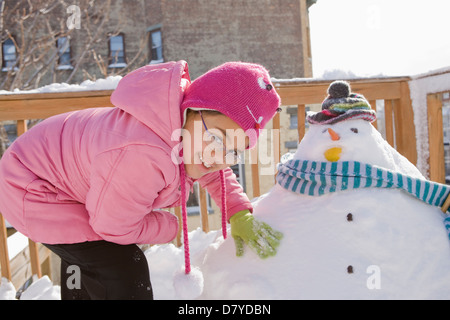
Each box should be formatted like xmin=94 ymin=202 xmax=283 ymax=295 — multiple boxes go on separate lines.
xmin=0 ymin=75 xmax=426 ymax=289
xmin=427 ymin=92 xmax=449 ymax=183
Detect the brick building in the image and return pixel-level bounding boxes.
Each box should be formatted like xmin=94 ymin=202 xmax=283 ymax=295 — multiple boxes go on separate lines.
xmin=1 ymin=0 xmax=315 ymax=89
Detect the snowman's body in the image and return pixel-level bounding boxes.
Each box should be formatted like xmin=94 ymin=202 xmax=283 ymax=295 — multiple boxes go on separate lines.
xmin=200 ymin=119 xmax=450 ymax=299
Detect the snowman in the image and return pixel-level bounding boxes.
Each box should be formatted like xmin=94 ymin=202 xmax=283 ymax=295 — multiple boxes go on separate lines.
xmin=199 ymin=81 xmax=450 ymax=299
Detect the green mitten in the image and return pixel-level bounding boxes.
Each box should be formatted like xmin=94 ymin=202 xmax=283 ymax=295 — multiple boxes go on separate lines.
xmin=230 ymin=210 xmax=283 ymax=259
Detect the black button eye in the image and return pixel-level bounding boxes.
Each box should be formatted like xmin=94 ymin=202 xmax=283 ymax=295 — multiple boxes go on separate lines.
xmin=266 ymin=84 xmax=273 ymax=91
xmin=351 ymin=128 xmax=358 ymax=133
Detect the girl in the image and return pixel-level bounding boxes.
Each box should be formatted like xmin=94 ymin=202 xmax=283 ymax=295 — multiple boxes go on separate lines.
xmin=0 ymin=61 xmax=283 ymax=299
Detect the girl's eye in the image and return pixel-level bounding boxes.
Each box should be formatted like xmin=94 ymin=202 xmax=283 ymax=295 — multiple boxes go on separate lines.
xmin=351 ymin=128 xmax=358 ymax=133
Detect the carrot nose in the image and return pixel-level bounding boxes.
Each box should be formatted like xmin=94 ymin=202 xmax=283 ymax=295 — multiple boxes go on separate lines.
xmin=328 ymin=128 xmax=340 ymax=141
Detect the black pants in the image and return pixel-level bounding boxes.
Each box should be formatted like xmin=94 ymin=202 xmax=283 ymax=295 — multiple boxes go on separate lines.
xmin=43 ymin=241 xmax=153 ymax=300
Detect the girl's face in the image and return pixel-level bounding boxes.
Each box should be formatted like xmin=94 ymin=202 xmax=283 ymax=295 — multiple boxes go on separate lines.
xmin=182 ymin=111 xmax=249 ymax=179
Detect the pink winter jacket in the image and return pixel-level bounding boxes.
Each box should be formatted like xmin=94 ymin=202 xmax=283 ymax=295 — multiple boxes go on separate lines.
xmin=0 ymin=61 xmax=252 ymax=245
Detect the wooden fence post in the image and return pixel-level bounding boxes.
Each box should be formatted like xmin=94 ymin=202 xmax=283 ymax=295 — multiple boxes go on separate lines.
xmin=297 ymin=104 xmax=306 ymax=142
xmin=0 ymin=214 xmax=12 ymax=280
xmin=199 ymin=186 xmax=209 ymax=233
xmin=174 ymin=207 xmax=182 ymax=247
xmin=251 ymin=145 xmax=260 ymax=198
xmin=384 ymin=99 xmax=395 ymax=147
xmin=393 ymin=81 xmax=417 ymax=165
xmin=427 ymin=93 xmax=445 ymax=183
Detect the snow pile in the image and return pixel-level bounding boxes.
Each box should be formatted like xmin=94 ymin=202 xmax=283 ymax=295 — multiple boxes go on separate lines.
xmin=7 ymin=232 xmax=29 ymax=260
xmin=173 ymin=267 xmax=204 ymax=300
xmin=0 ymin=76 xmax=122 ymax=96
xmin=0 ymin=232 xmax=62 ymax=300
xmin=19 ymin=276 xmax=60 ymax=300
xmin=198 ymin=187 xmax=450 ymax=299
xmin=0 ymin=276 xmax=60 ymax=300
xmin=0 ymin=278 xmax=16 ymax=300
xmin=144 ymin=228 xmax=218 ymax=300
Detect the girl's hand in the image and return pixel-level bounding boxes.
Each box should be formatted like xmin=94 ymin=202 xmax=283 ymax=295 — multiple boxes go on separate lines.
xmin=230 ymin=210 xmax=283 ymax=259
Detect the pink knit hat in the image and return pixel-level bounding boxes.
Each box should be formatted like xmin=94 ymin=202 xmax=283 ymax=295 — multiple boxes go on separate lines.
xmin=181 ymin=62 xmax=281 ymax=149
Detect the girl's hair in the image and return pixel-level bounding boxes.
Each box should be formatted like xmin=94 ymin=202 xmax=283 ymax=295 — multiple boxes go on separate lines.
xmin=186 ymin=108 xmax=223 ymax=118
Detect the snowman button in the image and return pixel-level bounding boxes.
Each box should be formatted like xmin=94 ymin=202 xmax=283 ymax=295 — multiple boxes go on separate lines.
xmin=347 ymin=265 xmax=354 ymax=274
xmin=347 ymin=213 xmax=353 ymax=221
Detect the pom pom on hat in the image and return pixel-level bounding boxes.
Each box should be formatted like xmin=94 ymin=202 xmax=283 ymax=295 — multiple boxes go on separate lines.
xmin=328 ymin=80 xmax=351 ymax=99
xmin=180 ymin=61 xmax=281 ymax=149
xmin=173 ymin=267 xmax=204 ymax=299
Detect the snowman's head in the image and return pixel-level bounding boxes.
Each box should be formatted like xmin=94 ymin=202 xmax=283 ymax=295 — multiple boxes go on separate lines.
xmin=294 ymin=119 xmax=399 ymax=169
xmin=289 ymin=80 xmax=421 ymax=174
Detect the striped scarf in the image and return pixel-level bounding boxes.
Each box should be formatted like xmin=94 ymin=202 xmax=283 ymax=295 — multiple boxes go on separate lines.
xmin=276 ymin=159 xmax=450 ymax=239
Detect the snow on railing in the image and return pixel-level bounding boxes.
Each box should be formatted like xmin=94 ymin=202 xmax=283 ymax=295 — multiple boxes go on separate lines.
xmin=408 ymin=67 xmax=450 ymax=181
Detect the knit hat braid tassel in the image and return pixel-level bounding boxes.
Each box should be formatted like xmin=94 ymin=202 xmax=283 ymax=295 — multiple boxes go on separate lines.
xmin=178 ymin=149 xmax=191 ymax=274
xmin=219 ymin=170 xmax=228 ymax=239
xmin=179 ymin=149 xmax=228 ymax=275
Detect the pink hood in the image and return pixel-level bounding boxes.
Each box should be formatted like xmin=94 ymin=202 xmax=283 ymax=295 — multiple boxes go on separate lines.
xmin=111 ymin=61 xmax=190 ymax=148
xmin=0 ymin=61 xmax=252 ymax=246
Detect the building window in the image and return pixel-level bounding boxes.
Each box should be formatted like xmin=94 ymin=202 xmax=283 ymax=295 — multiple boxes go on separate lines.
xmin=108 ymin=34 xmax=126 ymax=68
xmin=149 ymin=29 xmax=163 ymax=64
xmin=57 ymin=37 xmax=72 ymax=70
xmin=231 ymin=163 xmax=246 ymax=193
xmin=285 ymin=141 xmax=299 ymax=153
xmin=186 ymin=164 xmax=245 ymax=215
xmin=290 ymin=112 xmax=298 ymax=129
xmin=2 ymin=38 xmax=17 ymax=71
xmin=186 ymin=182 xmax=213 ymax=216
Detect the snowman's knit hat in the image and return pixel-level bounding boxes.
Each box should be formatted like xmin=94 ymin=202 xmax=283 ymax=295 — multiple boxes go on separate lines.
xmin=307 ymin=81 xmax=376 ymax=125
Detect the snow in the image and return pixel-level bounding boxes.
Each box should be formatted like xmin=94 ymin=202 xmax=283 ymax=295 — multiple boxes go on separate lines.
xmin=0 ymin=278 xmax=16 ymax=300
xmin=144 ymin=228 xmax=218 ymax=300
xmin=173 ymin=267 xmax=204 ymax=300
xmin=0 ymin=75 xmax=121 ymax=95
xmin=19 ymin=276 xmax=60 ymax=300
xmin=7 ymin=231 xmax=29 ymax=260
xmin=0 ymin=276 xmax=60 ymax=300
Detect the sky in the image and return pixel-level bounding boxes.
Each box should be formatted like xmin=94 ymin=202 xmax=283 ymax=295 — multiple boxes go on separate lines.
xmin=309 ymin=0 xmax=450 ymax=78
